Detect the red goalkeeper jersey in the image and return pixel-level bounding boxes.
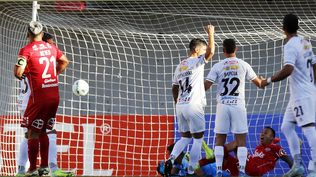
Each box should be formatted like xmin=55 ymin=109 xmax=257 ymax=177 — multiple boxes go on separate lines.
xmin=246 ymin=143 xmax=287 ymax=176
xmin=19 ymin=41 xmax=63 ymax=132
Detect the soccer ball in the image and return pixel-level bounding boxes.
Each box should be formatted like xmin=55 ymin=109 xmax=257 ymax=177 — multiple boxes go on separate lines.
xmin=72 ymin=79 xmax=89 ymax=96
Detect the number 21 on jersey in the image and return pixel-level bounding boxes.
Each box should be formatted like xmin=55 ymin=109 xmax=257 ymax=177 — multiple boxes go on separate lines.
xmin=39 ymin=56 xmax=57 ymax=79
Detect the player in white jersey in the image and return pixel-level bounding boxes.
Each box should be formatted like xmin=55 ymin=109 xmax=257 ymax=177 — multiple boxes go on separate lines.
xmin=261 ymin=14 xmax=316 ymax=177
xmin=164 ymin=25 xmax=215 ymax=176
xmin=16 ymin=76 xmax=31 ymax=176
xmin=205 ymin=38 xmax=263 ymax=177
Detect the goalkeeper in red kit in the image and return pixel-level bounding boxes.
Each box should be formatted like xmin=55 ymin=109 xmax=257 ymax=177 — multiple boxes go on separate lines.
xmin=199 ymin=127 xmax=293 ymax=177
xmin=14 ymin=21 xmax=71 ymax=177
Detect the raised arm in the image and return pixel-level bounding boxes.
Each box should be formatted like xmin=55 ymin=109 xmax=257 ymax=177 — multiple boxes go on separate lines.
xmin=205 ymin=25 xmax=215 ymax=61
xmin=56 ymin=55 xmax=69 ymax=75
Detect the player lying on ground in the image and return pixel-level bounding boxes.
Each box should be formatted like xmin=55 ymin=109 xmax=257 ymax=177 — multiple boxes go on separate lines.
xmin=158 ymin=141 xmax=215 ymax=177
xmin=199 ymin=127 xmax=293 ymax=177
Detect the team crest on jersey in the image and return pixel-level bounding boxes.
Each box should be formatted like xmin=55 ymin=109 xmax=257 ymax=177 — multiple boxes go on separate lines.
xmin=180 ymin=60 xmax=189 ymax=71
xmin=32 ymin=45 xmax=39 ymax=51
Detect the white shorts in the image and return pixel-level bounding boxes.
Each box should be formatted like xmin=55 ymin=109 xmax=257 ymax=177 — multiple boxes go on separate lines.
xmin=214 ymin=103 xmax=248 ymax=134
xmin=176 ymin=104 xmax=205 ymax=133
xmin=283 ymin=97 xmax=316 ymax=127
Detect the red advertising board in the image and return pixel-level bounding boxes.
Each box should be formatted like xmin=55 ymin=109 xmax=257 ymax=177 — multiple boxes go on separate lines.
xmin=0 ymin=114 xmax=174 ymax=176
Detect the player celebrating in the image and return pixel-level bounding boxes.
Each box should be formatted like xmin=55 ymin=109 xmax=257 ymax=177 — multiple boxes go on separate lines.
xmin=14 ymin=21 xmax=69 ymax=177
xmin=200 ymin=127 xmax=293 ymax=176
xmin=204 ymin=38 xmax=263 ymax=176
xmin=261 ymin=13 xmax=316 ymax=177
xmin=165 ymin=24 xmax=215 ymax=176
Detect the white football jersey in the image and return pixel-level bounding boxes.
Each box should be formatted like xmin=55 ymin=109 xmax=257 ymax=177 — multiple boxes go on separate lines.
xmin=17 ymin=77 xmax=31 ymax=111
xmin=172 ymin=55 xmax=207 ymax=106
xmin=206 ymin=57 xmax=257 ymax=106
xmin=284 ymin=36 xmax=316 ymax=100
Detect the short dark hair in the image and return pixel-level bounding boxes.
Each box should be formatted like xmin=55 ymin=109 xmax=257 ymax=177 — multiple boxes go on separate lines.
xmin=223 ymin=39 xmax=236 ymax=54
xmin=43 ymin=32 xmax=53 ymax=42
xmin=283 ymin=13 xmax=299 ymax=34
xmin=264 ymin=126 xmax=276 ymax=138
xmin=189 ymin=38 xmax=207 ymax=53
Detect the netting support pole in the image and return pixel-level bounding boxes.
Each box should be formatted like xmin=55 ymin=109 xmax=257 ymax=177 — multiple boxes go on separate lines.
xmin=32 ymin=1 xmax=40 ymax=21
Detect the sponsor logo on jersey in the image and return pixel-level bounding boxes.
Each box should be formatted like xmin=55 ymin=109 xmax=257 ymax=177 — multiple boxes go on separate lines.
xmin=224 ymin=65 xmax=239 ymax=71
xmin=44 ymin=78 xmax=57 ymax=84
xmin=180 ymin=65 xmax=189 ymax=71
xmin=42 ymin=83 xmax=59 ymax=88
xmin=224 ymin=71 xmax=238 ymax=77
xmin=224 ymin=60 xmax=238 ymax=65
xmin=253 ymin=150 xmax=265 ymax=158
xmin=177 ymin=70 xmax=192 ymax=79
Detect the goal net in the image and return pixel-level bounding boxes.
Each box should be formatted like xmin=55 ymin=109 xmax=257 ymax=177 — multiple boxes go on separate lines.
xmin=0 ymin=1 xmax=316 ymax=176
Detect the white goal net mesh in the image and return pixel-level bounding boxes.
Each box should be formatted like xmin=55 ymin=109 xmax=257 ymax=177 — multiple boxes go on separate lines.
xmin=0 ymin=1 xmax=316 ymax=176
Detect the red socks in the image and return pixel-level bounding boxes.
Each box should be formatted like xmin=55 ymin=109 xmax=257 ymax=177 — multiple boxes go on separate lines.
xmin=39 ymin=133 xmax=49 ymax=167
xmin=28 ymin=138 xmax=39 ymax=171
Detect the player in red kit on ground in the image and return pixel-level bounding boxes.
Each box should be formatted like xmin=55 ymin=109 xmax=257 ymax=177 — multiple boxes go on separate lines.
xmin=14 ymin=21 xmax=69 ymax=176
xmin=199 ymin=127 xmax=293 ymax=176
xmin=245 ymin=127 xmax=293 ymax=176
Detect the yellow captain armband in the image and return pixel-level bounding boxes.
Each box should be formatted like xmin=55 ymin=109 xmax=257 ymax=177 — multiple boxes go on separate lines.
xmin=16 ymin=57 xmax=27 ymax=68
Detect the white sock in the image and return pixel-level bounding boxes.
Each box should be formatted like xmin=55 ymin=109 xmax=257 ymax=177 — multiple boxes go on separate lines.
xmin=48 ymin=133 xmax=58 ymax=172
xmin=237 ymin=147 xmax=248 ymax=173
xmin=302 ymin=126 xmax=316 ymax=171
xmin=170 ymin=137 xmax=192 ymax=163
xmin=214 ymin=146 xmax=224 ymax=172
xmin=188 ymin=138 xmax=203 ymax=174
xmin=281 ymin=121 xmax=301 ymax=165
xmin=17 ymin=137 xmax=28 ymax=168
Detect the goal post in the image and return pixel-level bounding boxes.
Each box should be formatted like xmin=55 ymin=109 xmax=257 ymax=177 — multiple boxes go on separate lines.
xmin=0 ymin=1 xmax=316 ymax=176
xmin=32 ymin=1 xmax=39 ymax=22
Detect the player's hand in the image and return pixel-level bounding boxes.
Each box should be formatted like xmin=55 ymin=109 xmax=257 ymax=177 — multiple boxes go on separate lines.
xmin=205 ymin=24 xmax=214 ymax=35
xmin=259 ymin=76 xmax=269 ymax=89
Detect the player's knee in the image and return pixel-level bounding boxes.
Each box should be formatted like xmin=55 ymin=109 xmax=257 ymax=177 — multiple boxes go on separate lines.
xmin=181 ymin=131 xmax=192 ymax=138
xmin=192 ymin=132 xmax=204 ymax=139
xmin=28 ymin=130 xmax=40 ymax=139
